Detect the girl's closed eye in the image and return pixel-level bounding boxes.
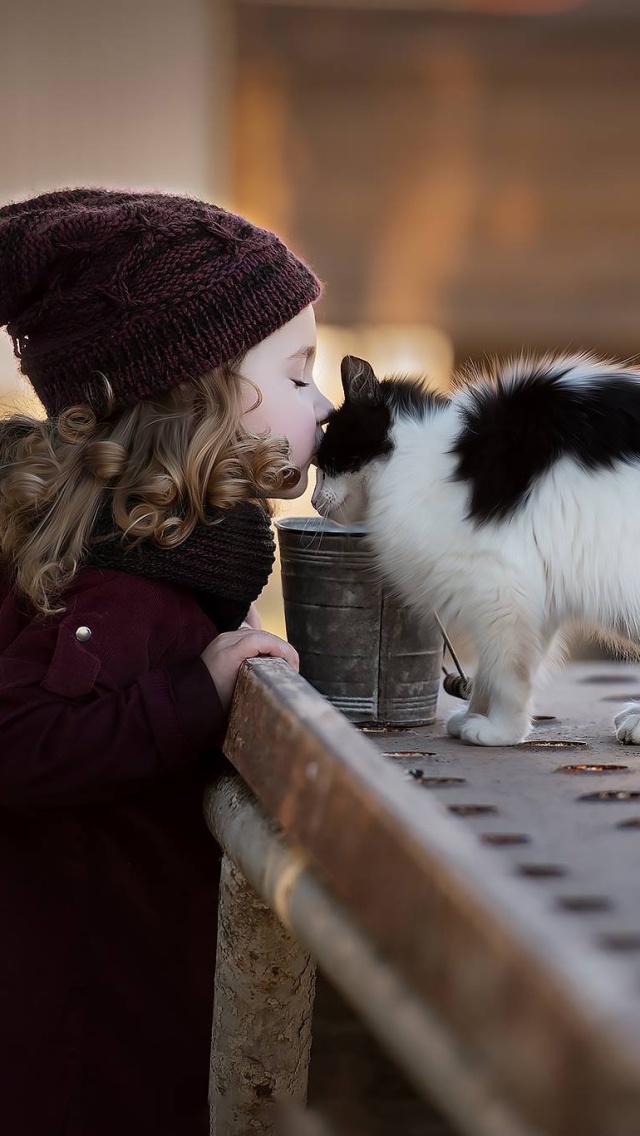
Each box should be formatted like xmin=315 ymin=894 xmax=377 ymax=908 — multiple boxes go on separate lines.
xmin=291 ymin=379 xmax=310 ymax=389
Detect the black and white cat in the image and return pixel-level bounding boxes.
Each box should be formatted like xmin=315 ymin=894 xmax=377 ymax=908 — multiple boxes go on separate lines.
xmin=312 ymin=353 xmax=640 ymax=747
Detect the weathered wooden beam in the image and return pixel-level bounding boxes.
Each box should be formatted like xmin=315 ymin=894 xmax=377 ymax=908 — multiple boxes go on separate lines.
xmin=209 ymin=850 xmax=315 ymax=1135
xmin=220 ymin=658 xmax=640 ymax=1136
xmin=205 ymin=774 xmax=537 ymax=1136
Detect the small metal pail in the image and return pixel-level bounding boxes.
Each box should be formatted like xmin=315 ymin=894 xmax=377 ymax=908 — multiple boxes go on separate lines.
xmin=276 ymin=517 xmax=441 ymax=726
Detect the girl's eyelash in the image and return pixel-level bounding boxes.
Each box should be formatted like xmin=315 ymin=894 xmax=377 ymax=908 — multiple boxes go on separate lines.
xmin=291 ymin=380 xmax=310 ymax=389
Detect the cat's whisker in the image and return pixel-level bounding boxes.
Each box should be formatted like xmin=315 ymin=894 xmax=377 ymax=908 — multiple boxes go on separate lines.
xmin=300 ymin=513 xmax=319 ymax=551
xmin=301 ymin=503 xmax=330 ymax=552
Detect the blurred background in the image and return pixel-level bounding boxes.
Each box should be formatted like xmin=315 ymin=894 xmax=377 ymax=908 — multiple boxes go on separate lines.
xmin=1 ymin=8 xmax=638 ymax=1128
xmin=1 ymin=0 xmax=639 ymax=638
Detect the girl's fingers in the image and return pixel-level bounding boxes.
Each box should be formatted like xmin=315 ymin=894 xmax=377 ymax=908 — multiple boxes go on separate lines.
xmin=238 ymin=631 xmax=299 ymax=671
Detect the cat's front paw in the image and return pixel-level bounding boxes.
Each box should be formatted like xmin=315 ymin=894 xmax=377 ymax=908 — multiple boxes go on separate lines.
xmin=446 ymin=710 xmax=469 ymax=739
xmin=459 ymin=714 xmax=528 ymax=747
xmin=615 ymin=703 xmax=640 ymax=745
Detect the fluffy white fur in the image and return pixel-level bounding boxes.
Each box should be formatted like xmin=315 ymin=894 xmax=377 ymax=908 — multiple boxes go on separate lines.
xmin=313 ymin=356 xmax=640 ymax=747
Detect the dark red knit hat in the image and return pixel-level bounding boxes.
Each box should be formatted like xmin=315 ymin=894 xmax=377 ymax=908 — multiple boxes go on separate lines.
xmin=0 ymin=187 xmax=323 ymax=417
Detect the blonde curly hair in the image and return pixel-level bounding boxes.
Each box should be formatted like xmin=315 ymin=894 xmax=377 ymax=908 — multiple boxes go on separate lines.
xmin=0 ymin=361 xmax=298 ymax=617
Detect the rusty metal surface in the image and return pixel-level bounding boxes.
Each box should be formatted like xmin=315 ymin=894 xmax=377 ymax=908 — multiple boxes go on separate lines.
xmin=390 ymin=662 xmax=640 ymax=960
xmin=222 ymin=658 xmax=640 ymax=1136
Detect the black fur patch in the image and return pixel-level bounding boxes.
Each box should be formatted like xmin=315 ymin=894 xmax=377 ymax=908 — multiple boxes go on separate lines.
xmin=383 ymin=377 xmax=448 ymax=421
xmin=317 ymin=377 xmax=445 ymax=476
xmin=453 ymin=367 xmax=640 ymax=522
xmin=316 ymin=399 xmax=393 ymax=475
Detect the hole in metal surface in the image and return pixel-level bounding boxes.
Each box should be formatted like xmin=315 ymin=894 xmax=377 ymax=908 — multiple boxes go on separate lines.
xmin=423 ymin=777 xmax=466 ymax=787
xmin=579 ymin=790 xmax=640 ymax=803
xmin=616 ymin=817 xmax=640 ymax=830
xmin=556 ymin=896 xmax=614 ymax=913
xmin=383 ymin=750 xmax=437 ymax=758
xmin=358 ymin=724 xmax=415 ymax=734
xmin=517 ymin=864 xmax=567 ymax=879
xmin=558 ymin=763 xmax=630 ymax=774
xmin=481 ymin=833 xmax=531 ymax=846
xmin=598 ymin=933 xmax=640 ymax=952
xmin=519 ymin=740 xmax=588 ymax=750
xmin=580 ymin=674 xmax=640 ymax=685
xmin=449 ymin=804 xmax=498 ymax=816
xmin=407 ymin=771 xmax=467 ymax=787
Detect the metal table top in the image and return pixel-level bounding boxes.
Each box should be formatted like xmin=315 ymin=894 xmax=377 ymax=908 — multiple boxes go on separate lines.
xmin=222 ymin=658 xmax=640 ymax=1136
xmin=383 ymin=662 xmax=640 ymax=961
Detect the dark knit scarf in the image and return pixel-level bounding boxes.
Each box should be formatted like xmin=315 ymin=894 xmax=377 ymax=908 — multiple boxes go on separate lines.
xmin=84 ymin=500 xmax=276 ymax=632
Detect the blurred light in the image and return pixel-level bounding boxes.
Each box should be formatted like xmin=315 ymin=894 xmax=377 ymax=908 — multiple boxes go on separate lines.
xmin=0 ymin=379 xmax=46 ymax=421
xmin=314 ymin=323 xmax=453 ymax=407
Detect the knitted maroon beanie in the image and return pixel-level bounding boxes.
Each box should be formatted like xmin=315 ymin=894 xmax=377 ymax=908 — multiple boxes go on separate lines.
xmin=0 ymin=187 xmax=322 ymax=417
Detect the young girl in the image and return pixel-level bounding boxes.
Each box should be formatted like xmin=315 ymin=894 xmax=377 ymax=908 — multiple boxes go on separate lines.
xmin=0 ymin=187 xmax=333 ymax=1136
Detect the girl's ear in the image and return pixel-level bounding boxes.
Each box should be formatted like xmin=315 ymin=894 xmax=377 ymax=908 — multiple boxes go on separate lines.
xmin=340 ymin=355 xmax=379 ymax=404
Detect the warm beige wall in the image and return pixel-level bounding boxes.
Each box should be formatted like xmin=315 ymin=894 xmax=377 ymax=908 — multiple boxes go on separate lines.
xmin=0 ymin=0 xmax=232 ymax=400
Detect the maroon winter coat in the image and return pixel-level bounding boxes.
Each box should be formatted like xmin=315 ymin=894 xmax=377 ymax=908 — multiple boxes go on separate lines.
xmin=0 ymin=565 xmax=228 ymax=1136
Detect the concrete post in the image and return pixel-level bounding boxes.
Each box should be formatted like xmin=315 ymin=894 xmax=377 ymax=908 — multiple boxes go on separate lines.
xmin=210 ymin=854 xmax=316 ymax=1135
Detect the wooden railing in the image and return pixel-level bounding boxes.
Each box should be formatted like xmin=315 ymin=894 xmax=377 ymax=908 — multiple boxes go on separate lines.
xmin=204 ymin=657 xmax=640 ymax=1136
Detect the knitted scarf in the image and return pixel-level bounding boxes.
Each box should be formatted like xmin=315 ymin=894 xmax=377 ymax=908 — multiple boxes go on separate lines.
xmin=84 ymin=500 xmax=276 ymax=632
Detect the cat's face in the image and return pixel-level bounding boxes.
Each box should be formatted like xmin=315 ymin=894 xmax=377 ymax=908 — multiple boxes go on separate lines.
xmin=312 ymin=355 xmax=443 ymax=523
xmin=311 ymin=356 xmax=393 ymax=524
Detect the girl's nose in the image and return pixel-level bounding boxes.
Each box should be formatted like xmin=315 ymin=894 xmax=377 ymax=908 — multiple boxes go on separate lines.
xmin=317 ymin=393 xmax=334 ymax=424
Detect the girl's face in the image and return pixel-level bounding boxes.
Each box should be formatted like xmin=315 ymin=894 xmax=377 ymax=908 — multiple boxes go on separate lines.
xmin=240 ymin=306 xmax=334 ymax=498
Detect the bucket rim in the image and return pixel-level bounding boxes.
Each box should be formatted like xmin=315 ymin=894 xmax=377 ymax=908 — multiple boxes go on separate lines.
xmin=275 ymin=516 xmax=369 ymax=535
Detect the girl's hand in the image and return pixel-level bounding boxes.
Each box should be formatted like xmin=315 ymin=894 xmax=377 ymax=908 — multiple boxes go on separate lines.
xmin=200 ymin=628 xmax=299 ymax=713
xmin=240 ymin=602 xmax=262 ymax=630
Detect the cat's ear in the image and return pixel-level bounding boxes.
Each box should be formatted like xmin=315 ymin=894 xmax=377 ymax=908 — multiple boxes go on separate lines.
xmin=341 ymin=356 xmax=379 ymax=404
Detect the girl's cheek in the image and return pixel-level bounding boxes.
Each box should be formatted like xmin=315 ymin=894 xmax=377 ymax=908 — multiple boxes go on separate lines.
xmin=287 ymin=431 xmax=308 ymax=468
xmin=287 ymin=407 xmax=317 ymax=468
xmin=303 ymin=404 xmax=320 ymax=461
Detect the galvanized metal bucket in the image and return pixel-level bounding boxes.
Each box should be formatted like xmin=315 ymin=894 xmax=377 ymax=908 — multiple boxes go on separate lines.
xmin=276 ymin=517 xmax=442 ymax=726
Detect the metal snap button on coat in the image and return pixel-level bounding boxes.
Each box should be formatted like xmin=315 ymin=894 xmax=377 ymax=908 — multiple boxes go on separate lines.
xmin=74 ymin=626 xmax=92 ymax=642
